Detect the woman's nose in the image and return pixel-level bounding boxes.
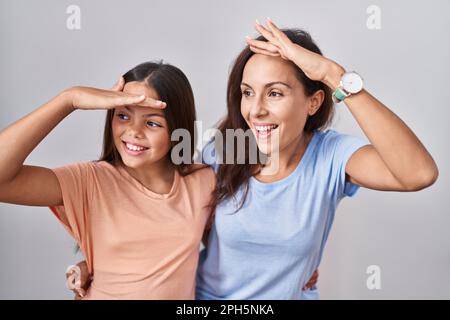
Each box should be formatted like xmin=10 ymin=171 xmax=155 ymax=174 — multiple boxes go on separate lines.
xmin=249 ymin=97 xmax=269 ymax=118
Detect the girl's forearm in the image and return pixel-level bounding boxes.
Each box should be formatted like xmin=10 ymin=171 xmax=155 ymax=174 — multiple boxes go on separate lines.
xmin=0 ymin=89 xmax=75 ymax=184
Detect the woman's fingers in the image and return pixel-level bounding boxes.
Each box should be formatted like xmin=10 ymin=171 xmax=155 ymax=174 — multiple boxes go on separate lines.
xmin=249 ymin=45 xmax=280 ymax=57
xmin=253 ymin=19 xmax=290 ymax=60
xmin=255 ymin=20 xmax=281 ymax=47
xmin=266 ymin=18 xmax=290 ymax=45
xmin=75 ymin=287 xmax=86 ymax=298
xmin=249 ymin=46 xmax=280 ymax=57
xmin=74 ymin=288 xmax=85 ymax=300
xmin=246 ymin=37 xmax=279 ymax=54
xmin=265 ymin=18 xmax=292 ymax=60
xmin=65 ymin=265 xmax=81 ymax=290
xmin=302 ymin=270 xmax=319 ymax=290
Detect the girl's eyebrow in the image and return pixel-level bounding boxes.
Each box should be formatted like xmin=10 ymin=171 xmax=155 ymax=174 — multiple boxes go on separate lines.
xmin=123 ymin=105 xmax=165 ymax=118
xmin=241 ymin=81 xmax=292 ymax=89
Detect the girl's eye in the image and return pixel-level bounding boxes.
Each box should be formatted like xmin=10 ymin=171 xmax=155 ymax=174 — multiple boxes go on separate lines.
xmin=269 ymin=91 xmax=283 ymax=97
xmin=117 ymin=113 xmax=161 ymax=128
xmin=117 ymin=113 xmax=129 ymax=120
xmin=147 ymin=121 xmax=162 ymax=128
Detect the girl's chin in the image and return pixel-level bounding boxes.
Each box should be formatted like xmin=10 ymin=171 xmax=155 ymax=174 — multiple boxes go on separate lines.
xmin=121 ymin=157 xmax=145 ymax=168
xmin=120 ymin=152 xmax=170 ymax=169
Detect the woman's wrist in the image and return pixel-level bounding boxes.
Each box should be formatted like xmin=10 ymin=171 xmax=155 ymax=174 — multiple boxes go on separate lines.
xmin=323 ymin=62 xmax=346 ymax=91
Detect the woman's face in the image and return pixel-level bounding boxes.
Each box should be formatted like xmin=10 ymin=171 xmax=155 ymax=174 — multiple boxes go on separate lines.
xmin=240 ymin=53 xmax=323 ymax=155
xmin=112 ymin=81 xmax=171 ymax=169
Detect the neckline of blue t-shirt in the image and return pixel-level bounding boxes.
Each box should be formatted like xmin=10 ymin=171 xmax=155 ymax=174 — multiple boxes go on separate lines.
xmin=249 ymin=129 xmax=320 ymax=190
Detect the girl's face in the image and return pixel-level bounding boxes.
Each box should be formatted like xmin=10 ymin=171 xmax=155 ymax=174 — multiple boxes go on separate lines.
xmin=112 ymin=81 xmax=171 ymax=169
xmin=240 ymin=54 xmax=323 ymax=155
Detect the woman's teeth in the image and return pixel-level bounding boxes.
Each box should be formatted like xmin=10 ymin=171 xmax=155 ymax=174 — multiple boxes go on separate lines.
xmin=254 ymin=124 xmax=278 ymax=139
xmin=255 ymin=124 xmax=278 ymax=132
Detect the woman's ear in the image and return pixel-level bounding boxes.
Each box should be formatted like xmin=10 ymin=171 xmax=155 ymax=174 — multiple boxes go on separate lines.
xmin=308 ymin=89 xmax=325 ymax=116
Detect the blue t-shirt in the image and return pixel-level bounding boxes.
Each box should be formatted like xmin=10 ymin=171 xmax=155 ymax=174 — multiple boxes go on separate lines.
xmin=195 ymin=129 xmax=370 ymax=300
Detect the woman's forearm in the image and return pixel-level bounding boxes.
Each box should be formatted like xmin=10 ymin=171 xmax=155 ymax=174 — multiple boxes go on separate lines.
xmin=324 ymin=63 xmax=439 ymax=187
xmin=0 ymin=89 xmax=75 ymax=184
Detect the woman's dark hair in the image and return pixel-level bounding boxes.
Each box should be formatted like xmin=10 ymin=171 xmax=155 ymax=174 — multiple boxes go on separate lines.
xmin=98 ymin=60 xmax=197 ymax=176
xmin=210 ymin=29 xmax=335 ymax=213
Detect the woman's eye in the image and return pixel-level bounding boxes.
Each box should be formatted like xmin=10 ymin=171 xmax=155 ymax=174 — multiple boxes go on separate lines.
xmin=269 ymin=91 xmax=283 ymax=97
xmin=242 ymin=90 xmax=253 ymax=97
xmin=147 ymin=121 xmax=162 ymax=128
xmin=117 ymin=113 xmax=129 ymax=120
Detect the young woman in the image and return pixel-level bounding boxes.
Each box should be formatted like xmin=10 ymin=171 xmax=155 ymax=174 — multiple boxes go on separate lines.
xmin=67 ymin=19 xmax=438 ymax=300
xmin=194 ymin=19 xmax=438 ymax=299
xmin=0 ymin=61 xmax=216 ymax=299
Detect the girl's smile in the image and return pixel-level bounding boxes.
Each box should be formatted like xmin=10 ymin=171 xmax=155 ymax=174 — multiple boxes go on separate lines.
xmin=122 ymin=140 xmax=149 ymax=156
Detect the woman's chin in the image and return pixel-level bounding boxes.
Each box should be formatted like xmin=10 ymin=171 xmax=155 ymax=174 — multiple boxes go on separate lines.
xmin=256 ymin=140 xmax=278 ymax=156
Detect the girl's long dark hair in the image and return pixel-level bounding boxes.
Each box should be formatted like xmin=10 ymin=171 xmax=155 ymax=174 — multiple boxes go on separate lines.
xmin=98 ymin=60 xmax=197 ymax=176
xmin=210 ymin=29 xmax=335 ymax=213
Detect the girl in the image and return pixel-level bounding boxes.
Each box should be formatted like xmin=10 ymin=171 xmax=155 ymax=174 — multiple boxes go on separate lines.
xmin=0 ymin=61 xmax=216 ymax=299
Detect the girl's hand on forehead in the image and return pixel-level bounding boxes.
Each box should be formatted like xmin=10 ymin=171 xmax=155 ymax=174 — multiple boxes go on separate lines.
xmin=110 ymin=76 xmax=167 ymax=110
xmin=67 ymin=76 xmax=167 ymax=111
xmin=246 ymin=18 xmax=336 ymax=83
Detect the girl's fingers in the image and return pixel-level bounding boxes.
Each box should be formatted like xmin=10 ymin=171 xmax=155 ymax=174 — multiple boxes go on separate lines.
xmin=136 ymin=97 xmax=167 ymax=109
xmin=246 ymin=37 xmax=279 ymax=54
xmin=116 ymin=95 xmax=167 ymax=109
xmin=249 ymin=45 xmax=280 ymax=57
xmin=111 ymin=76 xmax=125 ymax=92
xmin=119 ymin=94 xmax=147 ymax=106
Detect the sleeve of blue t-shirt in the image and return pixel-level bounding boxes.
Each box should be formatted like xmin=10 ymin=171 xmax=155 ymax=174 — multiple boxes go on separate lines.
xmin=327 ymin=130 xmax=370 ymax=199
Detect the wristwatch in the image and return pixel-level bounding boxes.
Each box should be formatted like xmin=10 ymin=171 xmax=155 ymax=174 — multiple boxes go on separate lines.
xmin=332 ymin=71 xmax=364 ymax=103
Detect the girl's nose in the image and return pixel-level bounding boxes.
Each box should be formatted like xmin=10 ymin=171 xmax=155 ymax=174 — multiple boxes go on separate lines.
xmin=126 ymin=122 xmax=145 ymax=138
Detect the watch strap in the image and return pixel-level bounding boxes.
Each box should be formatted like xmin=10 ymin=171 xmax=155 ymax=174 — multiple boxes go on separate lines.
xmin=332 ymin=87 xmax=349 ymax=103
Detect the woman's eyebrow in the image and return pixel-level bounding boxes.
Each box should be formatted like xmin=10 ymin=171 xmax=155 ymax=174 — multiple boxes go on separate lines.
xmin=124 ymin=105 xmax=164 ymax=118
xmin=265 ymin=81 xmax=292 ymax=89
xmin=240 ymin=81 xmax=292 ymax=89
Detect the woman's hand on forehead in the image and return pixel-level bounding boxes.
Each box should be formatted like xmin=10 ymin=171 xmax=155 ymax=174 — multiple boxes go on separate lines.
xmin=246 ymin=18 xmax=335 ymax=83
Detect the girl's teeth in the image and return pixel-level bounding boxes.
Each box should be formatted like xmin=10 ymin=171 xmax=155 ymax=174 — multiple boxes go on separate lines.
xmin=126 ymin=143 xmax=146 ymax=151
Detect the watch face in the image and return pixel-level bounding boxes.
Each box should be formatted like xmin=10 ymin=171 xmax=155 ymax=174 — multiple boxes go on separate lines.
xmin=342 ymin=72 xmax=363 ymax=94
